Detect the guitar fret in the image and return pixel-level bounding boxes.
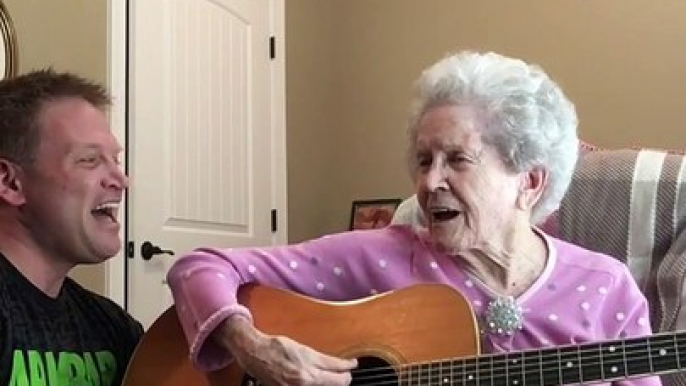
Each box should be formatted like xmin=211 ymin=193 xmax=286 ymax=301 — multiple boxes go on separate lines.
xmin=432 ymin=361 xmax=439 ymax=384
xmin=579 ymin=343 xmax=603 ymax=383
xmin=558 ymin=345 xmax=582 ymax=384
xmin=648 ymin=337 xmax=655 ymax=373
xmin=491 ymin=353 xmax=508 ymax=385
xmin=460 ymin=357 xmax=468 ymax=386
xmin=677 ymin=334 xmax=686 ymax=369
xmin=488 ymin=356 xmax=497 ymax=386
xmin=476 ymin=353 xmax=491 ymax=386
xmin=440 ymin=361 xmax=447 ymax=384
xmin=577 ymin=342 xmax=583 ymax=383
xmin=557 ymin=347 xmax=562 ymax=386
xmin=463 ymin=357 xmax=478 ymax=386
xmin=488 ymin=353 xmax=507 ymax=386
xmin=421 ymin=362 xmax=430 ymax=384
xmin=599 ymin=341 xmax=626 ymax=380
xmin=522 ymin=349 xmax=542 ymax=385
xmin=674 ymin=333 xmax=682 ymax=370
xmin=505 ymin=351 xmax=524 ymax=386
xmin=648 ymin=334 xmax=679 ymax=373
xmin=621 ymin=337 xmax=629 ymax=378
xmin=540 ymin=348 xmax=560 ymax=386
xmin=539 ymin=349 xmax=544 ymax=385
xmin=599 ymin=341 xmax=605 ymax=380
xmin=623 ymin=336 xmax=652 ymax=377
xmin=431 ymin=360 xmax=446 ymax=385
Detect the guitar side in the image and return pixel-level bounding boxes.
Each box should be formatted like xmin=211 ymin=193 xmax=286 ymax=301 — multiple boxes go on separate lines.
xmin=122 ymin=284 xmax=481 ymax=386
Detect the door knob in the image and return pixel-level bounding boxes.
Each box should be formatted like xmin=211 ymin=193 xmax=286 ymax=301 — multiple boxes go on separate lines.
xmin=141 ymin=241 xmax=175 ymax=261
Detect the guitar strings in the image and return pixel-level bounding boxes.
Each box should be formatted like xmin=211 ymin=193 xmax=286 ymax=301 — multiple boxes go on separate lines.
xmin=243 ymin=337 xmax=683 ymax=386
xmin=347 ymin=352 xmax=674 ymax=386
xmin=343 ymin=336 xmax=685 ymax=384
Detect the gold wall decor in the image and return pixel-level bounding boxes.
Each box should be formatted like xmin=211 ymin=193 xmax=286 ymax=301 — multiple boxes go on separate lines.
xmin=0 ymin=1 xmax=17 ymax=78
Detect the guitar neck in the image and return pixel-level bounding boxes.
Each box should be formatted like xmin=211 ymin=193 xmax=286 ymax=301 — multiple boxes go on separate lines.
xmin=404 ymin=331 xmax=686 ymax=385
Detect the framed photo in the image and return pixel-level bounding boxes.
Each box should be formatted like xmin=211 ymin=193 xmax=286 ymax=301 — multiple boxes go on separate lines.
xmin=349 ymin=198 xmax=402 ymax=231
xmin=0 ymin=2 xmax=17 ymax=79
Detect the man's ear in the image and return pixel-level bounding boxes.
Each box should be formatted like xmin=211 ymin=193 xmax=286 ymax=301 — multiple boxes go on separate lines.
xmin=516 ymin=166 xmax=548 ymax=211
xmin=0 ymin=159 xmax=26 ymax=206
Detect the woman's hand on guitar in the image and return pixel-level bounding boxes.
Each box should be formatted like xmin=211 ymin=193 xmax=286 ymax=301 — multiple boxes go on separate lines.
xmin=215 ymin=315 xmax=358 ymax=385
xmin=241 ymin=334 xmax=357 ymax=385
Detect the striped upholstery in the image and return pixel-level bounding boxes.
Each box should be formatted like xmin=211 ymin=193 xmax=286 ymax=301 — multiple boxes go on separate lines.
xmin=555 ymin=149 xmax=686 ymax=329
xmin=553 ymin=148 xmax=686 ymax=386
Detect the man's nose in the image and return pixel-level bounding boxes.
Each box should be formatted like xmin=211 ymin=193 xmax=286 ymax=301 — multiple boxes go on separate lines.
xmin=104 ymin=165 xmax=129 ymax=190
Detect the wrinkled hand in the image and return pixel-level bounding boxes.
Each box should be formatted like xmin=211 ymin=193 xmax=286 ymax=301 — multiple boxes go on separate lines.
xmin=216 ymin=316 xmax=357 ymax=386
xmin=237 ymin=333 xmax=357 ymax=385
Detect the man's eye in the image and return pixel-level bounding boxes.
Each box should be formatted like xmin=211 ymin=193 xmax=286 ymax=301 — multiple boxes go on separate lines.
xmin=79 ymin=157 xmax=98 ymax=165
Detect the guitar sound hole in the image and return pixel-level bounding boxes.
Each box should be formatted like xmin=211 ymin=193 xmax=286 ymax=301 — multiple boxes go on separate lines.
xmin=240 ymin=356 xmax=398 ymax=386
xmin=351 ymin=356 xmax=398 ymax=385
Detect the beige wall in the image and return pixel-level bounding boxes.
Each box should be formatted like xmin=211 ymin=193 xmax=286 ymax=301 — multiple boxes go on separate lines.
xmin=285 ymin=0 xmax=340 ymax=244
xmin=3 ymin=0 xmax=108 ymax=294
xmin=286 ymin=0 xmax=686 ymax=242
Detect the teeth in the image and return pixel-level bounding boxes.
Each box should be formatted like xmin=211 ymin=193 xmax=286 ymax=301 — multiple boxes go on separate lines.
xmin=95 ymin=202 xmax=119 ymax=211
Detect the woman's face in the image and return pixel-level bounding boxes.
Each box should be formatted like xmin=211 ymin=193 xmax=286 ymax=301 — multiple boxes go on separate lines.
xmin=413 ymin=104 xmax=524 ymax=254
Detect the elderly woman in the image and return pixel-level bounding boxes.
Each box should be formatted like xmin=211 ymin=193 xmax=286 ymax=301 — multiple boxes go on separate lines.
xmin=167 ymin=51 xmax=660 ymax=386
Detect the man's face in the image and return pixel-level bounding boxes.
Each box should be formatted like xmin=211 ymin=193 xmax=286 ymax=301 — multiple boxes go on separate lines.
xmin=17 ymin=97 xmax=128 ymax=265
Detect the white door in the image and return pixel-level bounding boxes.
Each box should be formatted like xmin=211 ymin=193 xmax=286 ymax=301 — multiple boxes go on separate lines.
xmin=126 ymin=0 xmax=286 ymax=328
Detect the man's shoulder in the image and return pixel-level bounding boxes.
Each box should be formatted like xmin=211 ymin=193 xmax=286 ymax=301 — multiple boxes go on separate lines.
xmin=64 ymin=278 xmax=144 ymax=337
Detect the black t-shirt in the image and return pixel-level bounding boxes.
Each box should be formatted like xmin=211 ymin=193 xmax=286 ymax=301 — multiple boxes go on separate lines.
xmin=0 ymin=253 xmax=143 ymax=385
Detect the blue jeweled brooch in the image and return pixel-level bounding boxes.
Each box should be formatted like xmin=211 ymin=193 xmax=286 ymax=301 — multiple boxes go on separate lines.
xmin=484 ymin=296 xmax=524 ymax=336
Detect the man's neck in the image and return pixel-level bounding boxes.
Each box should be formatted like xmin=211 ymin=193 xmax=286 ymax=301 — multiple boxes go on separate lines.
xmin=0 ymin=233 xmax=72 ymax=298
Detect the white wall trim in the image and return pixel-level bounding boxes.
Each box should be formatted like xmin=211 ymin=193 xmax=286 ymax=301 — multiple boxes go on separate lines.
xmin=105 ymin=0 xmax=127 ymax=307
xmin=271 ymin=0 xmax=288 ymax=244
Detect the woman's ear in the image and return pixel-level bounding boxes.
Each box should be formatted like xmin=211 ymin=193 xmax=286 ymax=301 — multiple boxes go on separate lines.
xmin=0 ymin=159 xmax=26 ymax=206
xmin=516 ymin=166 xmax=548 ymax=211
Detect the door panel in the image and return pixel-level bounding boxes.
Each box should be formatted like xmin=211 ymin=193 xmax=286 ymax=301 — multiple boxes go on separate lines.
xmin=127 ymin=0 xmax=285 ymax=328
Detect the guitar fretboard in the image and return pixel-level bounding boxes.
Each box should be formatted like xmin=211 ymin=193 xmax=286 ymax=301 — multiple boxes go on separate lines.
xmin=400 ymin=331 xmax=686 ymax=385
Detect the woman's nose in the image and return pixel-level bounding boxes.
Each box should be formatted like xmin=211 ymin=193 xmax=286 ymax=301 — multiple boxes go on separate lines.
xmin=424 ymin=165 xmax=448 ymax=191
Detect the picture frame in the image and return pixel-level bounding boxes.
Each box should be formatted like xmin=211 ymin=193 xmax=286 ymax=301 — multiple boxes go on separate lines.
xmin=349 ymin=198 xmax=402 ymax=231
xmin=0 ymin=1 xmax=17 ymax=79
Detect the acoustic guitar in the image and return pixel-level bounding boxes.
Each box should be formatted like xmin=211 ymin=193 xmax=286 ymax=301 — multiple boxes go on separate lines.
xmin=122 ymin=283 xmax=685 ymax=385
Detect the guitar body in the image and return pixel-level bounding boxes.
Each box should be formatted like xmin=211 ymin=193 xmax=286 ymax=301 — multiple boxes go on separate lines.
xmin=122 ymin=284 xmax=480 ymax=386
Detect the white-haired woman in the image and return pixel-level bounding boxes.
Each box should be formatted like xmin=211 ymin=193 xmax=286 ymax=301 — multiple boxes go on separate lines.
xmin=167 ymin=51 xmax=660 ymax=386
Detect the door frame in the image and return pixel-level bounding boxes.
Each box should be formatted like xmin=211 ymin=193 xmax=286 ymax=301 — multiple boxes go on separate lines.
xmin=105 ymin=0 xmax=127 ymax=307
xmin=270 ymin=0 xmax=288 ymax=246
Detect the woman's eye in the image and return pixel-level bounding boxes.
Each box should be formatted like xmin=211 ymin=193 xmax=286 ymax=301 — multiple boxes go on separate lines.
xmin=448 ymin=153 xmax=468 ymax=164
xmin=416 ymin=156 xmax=431 ymax=168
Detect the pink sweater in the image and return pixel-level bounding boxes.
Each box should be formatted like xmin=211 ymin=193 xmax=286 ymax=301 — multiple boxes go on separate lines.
xmin=167 ymin=225 xmax=661 ymax=386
